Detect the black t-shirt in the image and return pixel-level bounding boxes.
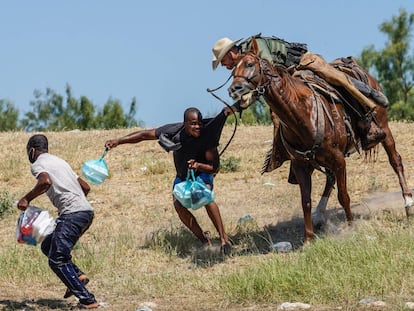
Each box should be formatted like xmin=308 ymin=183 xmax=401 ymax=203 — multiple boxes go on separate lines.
xmin=155 ymin=110 xmax=227 ymax=179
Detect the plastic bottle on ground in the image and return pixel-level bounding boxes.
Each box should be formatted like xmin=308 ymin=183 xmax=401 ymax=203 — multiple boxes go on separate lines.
xmin=272 ymin=241 xmax=293 ymax=253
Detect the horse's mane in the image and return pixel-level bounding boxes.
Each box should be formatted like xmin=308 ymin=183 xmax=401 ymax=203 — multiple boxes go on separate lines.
xmin=269 ymin=64 xmax=313 ymax=103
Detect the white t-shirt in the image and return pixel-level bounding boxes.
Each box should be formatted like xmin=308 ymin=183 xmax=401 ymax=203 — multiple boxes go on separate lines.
xmin=31 ymin=153 xmax=93 ymax=215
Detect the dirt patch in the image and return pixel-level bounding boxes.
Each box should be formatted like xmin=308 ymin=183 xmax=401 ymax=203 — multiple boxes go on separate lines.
xmin=352 ymin=188 xmax=412 ymax=217
xmin=259 ymin=189 xmax=413 ymax=249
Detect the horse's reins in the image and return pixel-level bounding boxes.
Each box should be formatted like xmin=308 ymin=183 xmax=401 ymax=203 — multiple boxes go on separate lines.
xmin=207 ymin=74 xmax=239 ymax=157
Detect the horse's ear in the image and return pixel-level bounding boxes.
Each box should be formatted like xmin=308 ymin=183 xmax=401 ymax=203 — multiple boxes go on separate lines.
xmin=250 ymin=37 xmax=259 ymax=55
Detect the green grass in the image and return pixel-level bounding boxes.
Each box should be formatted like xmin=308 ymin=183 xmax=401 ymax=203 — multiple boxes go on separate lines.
xmin=0 ymin=244 xmax=51 ymax=282
xmin=220 ymin=221 xmax=414 ymax=307
xmin=3 ymin=207 xmax=414 ymax=309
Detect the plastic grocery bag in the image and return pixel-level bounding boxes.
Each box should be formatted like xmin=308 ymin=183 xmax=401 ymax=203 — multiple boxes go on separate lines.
xmin=81 ymin=148 xmax=109 ymax=185
xmin=173 ymin=170 xmax=214 ymax=210
xmin=16 ymin=206 xmax=55 ymax=246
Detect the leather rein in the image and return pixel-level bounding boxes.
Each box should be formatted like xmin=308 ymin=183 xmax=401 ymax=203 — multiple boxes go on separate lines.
xmin=207 ymin=76 xmax=239 ymax=157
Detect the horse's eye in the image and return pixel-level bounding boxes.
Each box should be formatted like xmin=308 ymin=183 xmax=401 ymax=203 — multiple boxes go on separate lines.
xmin=247 ymin=62 xmax=255 ymax=68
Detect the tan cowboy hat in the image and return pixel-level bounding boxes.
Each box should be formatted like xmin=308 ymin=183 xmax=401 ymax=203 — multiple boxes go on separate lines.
xmin=212 ymin=37 xmax=243 ymax=70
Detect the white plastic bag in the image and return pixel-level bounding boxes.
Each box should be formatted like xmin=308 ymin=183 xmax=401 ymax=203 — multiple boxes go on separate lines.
xmin=32 ymin=210 xmax=55 ymax=243
xmin=16 ymin=206 xmax=55 ymax=246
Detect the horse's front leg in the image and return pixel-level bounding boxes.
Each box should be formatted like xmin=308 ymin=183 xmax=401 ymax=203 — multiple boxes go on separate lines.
xmin=313 ymin=169 xmax=336 ymax=228
xmin=292 ymin=162 xmax=314 ymax=244
xmin=380 ymin=124 xmax=414 ymax=215
xmin=334 ymin=157 xmax=353 ymax=222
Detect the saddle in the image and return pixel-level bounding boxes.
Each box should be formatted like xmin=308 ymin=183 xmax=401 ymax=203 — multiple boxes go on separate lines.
xmin=261 ymin=58 xmax=366 ymax=175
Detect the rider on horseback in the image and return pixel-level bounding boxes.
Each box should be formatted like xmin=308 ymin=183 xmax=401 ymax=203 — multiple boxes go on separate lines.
xmin=212 ymin=34 xmax=388 ymax=155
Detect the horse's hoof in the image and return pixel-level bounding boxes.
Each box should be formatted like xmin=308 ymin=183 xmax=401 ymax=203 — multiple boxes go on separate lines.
xmin=313 ymin=221 xmax=323 ymax=231
xmin=405 ymin=206 xmax=414 ymax=218
xmin=405 ymin=196 xmax=414 ymax=217
xmin=312 ymin=212 xmax=327 ymax=229
xmin=302 ymin=240 xmax=312 ymax=247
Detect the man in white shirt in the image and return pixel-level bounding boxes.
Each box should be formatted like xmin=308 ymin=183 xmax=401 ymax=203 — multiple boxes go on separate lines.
xmin=17 ymin=134 xmax=99 ymax=309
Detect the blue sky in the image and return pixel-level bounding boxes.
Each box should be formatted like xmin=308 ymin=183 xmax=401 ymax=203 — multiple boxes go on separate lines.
xmin=1 ymin=1 xmax=414 ymax=127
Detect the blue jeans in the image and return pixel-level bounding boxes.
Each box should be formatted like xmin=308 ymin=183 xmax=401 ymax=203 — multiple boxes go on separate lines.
xmin=41 ymin=211 xmax=96 ymax=305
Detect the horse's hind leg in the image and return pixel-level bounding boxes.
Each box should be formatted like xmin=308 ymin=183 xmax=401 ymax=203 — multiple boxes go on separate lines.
xmin=291 ymin=162 xmax=314 ymax=244
xmin=334 ymin=157 xmax=353 ymax=223
xmin=380 ymin=123 xmax=414 ymax=215
xmin=313 ymin=169 xmax=336 ymax=228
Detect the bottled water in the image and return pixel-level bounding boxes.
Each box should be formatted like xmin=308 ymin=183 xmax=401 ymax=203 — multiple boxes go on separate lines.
xmin=272 ymin=241 xmax=293 ymax=253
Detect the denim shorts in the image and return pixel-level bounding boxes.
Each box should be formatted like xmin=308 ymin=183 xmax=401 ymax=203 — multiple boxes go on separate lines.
xmin=173 ymin=173 xmax=214 ymax=190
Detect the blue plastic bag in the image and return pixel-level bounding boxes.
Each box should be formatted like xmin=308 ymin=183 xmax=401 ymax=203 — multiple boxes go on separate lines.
xmin=173 ymin=170 xmax=214 ymax=210
xmin=82 ymin=148 xmax=109 ymax=185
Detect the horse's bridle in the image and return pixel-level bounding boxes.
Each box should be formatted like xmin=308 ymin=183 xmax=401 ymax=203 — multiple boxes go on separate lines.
xmin=230 ymin=54 xmax=274 ymax=102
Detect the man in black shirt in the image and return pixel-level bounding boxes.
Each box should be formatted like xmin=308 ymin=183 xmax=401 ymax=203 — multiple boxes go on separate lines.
xmin=105 ymin=107 xmax=235 ymax=254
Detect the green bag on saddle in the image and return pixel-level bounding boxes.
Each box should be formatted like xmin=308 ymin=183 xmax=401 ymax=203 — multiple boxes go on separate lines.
xmin=239 ymin=33 xmax=308 ymax=68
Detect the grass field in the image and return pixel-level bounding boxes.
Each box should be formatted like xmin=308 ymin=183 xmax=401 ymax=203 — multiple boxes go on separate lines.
xmin=0 ymin=122 xmax=414 ymax=310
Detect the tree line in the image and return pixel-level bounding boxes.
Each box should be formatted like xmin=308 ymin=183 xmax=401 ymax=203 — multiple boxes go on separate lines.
xmin=0 ymin=84 xmax=141 ymax=132
xmin=1 ymin=9 xmax=413 ymax=132
xmin=360 ymin=8 xmax=414 ymax=120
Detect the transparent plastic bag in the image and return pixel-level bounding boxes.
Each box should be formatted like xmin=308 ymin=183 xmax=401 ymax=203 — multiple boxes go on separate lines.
xmin=173 ymin=170 xmax=214 ymax=210
xmin=81 ymin=148 xmax=109 ymax=185
xmin=16 ymin=206 xmax=55 ymax=246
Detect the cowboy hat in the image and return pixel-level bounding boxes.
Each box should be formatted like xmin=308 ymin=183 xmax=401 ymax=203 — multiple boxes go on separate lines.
xmin=212 ymin=37 xmax=243 ymax=70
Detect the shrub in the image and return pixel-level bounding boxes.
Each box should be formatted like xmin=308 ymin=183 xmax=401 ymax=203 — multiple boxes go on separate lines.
xmin=0 ymin=190 xmax=13 ymax=218
xmin=220 ymin=156 xmax=240 ymax=172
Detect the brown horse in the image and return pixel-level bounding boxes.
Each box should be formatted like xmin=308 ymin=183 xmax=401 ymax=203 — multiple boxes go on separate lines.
xmin=228 ymin=38 xmax=413 ymax=244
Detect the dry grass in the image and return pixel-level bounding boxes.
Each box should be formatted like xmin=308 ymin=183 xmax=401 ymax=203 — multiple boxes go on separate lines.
xmin=0 ymin=122 xmax=413 ymax=310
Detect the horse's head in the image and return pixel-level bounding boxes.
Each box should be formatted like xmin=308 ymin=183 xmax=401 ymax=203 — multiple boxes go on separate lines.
xmin=228 ymin=38 xmax=265 ymax=109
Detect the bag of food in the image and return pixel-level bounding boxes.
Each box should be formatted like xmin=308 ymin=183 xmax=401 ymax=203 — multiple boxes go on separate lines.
xmin=173 ymin=170 xmax=214 ymax=210
xmin=16 ymin=206 xmax=55 ymax=246
xmin=82 ymin=148 xmax=109 ymax=185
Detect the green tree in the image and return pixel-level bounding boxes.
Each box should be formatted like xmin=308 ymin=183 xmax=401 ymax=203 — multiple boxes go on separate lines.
xmin=61 ymin=84 xmax=96 ymax=130
xmin=20 ymin=88 xmax=64 ymax=131
xmin=20 ymin=85 xmax=140 ymax=131
xmin=0 ymin=99 xmax=19 ymax=131
xmin=95 ymin=98 xmax=125 ymax=129
xmin=226 ymin=101 xmax=271 ymax=125
xmin=77 ymin=96 xmax=97 ymax=130
xmin=360 ymin=8 xmax=414 ymax=120
xmin=61 ymin=84 xmax=80 ymax=130
xmin=95 ymin=97 xmax=139 ymax=129
xmin=125 ymin=97 xmax=139 ymax=128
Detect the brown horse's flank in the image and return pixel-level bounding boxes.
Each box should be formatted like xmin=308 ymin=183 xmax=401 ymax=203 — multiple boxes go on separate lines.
xmin=229 ymin=38 xmax=414 ymax=244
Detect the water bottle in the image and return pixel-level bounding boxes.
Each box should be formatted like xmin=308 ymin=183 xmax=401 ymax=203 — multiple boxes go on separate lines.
xmin=191 ymin=189 xmax=203 ymax=204
xmin=238 ymin=215 xmax=253 ymax=224
xmin=21 ymin=212 xmax=39 ymax=235
xmin=272 ymin=241 xmax=293 ymax=253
